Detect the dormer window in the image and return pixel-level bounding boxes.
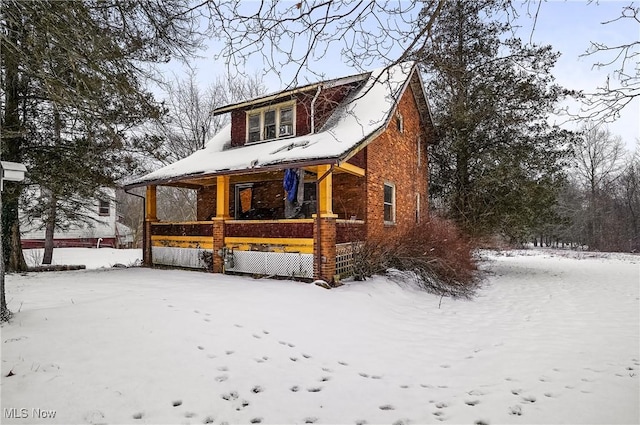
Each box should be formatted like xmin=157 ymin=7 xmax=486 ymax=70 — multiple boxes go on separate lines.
xmin=246 ymin=101 xmax=295 ymax=144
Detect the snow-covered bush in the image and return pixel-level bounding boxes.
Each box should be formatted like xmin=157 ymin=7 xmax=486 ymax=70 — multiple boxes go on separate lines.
xmin=352 ymin=216 xmax=481 ymax=298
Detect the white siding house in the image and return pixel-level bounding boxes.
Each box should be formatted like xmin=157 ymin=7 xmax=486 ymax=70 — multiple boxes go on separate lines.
xmin=20 ymin=187 xmax=133 ymax=249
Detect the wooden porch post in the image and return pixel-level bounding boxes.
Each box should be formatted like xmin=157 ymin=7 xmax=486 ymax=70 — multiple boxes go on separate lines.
xmin=144 ymin=185 xmax=157 ymax=266
xmin=314 ymin=165 xmax=337 ymax=282
xmin=213 ymin=175 xmax=230 ymax=273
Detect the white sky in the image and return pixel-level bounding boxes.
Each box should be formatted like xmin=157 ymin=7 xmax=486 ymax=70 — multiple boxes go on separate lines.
xmin=163 ymin=1 xmax=639 ymax=150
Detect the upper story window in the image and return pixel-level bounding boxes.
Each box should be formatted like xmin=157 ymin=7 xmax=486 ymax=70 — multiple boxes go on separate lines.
xmin=246 ymin=101 xmax=295 ymax=144
xmin=98 ymin=199 xmax=110 ymax=216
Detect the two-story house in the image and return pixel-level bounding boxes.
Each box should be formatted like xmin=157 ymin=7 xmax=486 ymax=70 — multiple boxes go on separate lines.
xmin=124 ymin=62 xmax=436 ymax=283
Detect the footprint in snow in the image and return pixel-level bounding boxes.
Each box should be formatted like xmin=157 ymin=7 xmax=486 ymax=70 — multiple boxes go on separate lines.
xmin=251 ymin=385 xmax=264 ymax=394
xmin=320 ymin=376 xmax=331 ymax=382
xmin=252 ymin=334 xmax=262 ymax=339
xmin=197 ymin=346 xmax=205 ymax=350
xmin=172 ymin=400 xmax=182 ymax=407
xmin=400 ymin=385 xmax=409 ymax=389
xmin=221 ymin=391 xmax=238 ymax=401
xmin=236 ymin=400 xmax=250 ymax=411
xmin=302 ymin=353 xmax=312 ymax=359
xmin=303 ymin=417 xmax=318 ymax=424
xmin=322 ymin=367 xmax=333 ymax=373
xmin=290 ymin=357 xmax=299 ymax=362
xmin=250 ymin=418 xmax=262 ymax=424
xmin=132 ymin=412 xmax=144 ymax=420
xmin=440 ymin=364 xmax=451 ymax=368
xmin=511 ymin=388 xmax=521 ymax=395
xmin=474 ymin=420 xmax=490 ymax=425
xmin=225 ymin=350 xmax=235 ymax=355
xmin=217 ymin=366 xmax=229 ymax=372
xmin=290 ymin=385 xmax=300 ymax=392
xmin=184 ymin=412 xmax=196 ymax=418
xmin=465 ymin=399 xmax=480 ymax=406
xmin=338 ymin=361 xmax=348 ymax=366
xmin=509 ymin=405 xmax=523 ymax=416
xmin=262 ymin=330 xmax=270 ymax=335
xmin=203 ymin=416 xmax=215 ymax=424
xmin=234 ymin=324 xmax=243 ymax=328
xmin=371 ymin=375 xmax=382 ymax=379
xmin=355 ymin=420 xmax=367 ymax=425
xmin=379 ymin=405 xmax=394 ymax=411
xmin=215 ymin=375 xmax=229 ymax=382
xmin=307 ymin=387 xmax=322 ymax=392
xmin=521 ymin=395 xmax=536 ymax=403
xmin=359 ymin=373 xmax=369 ymax=378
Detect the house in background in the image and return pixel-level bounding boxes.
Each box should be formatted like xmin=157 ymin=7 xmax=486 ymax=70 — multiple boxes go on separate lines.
xmin=124 ymin=61 xmax=436 ymax=282
xmin=21 ymin=187 xmax=134 ymax=249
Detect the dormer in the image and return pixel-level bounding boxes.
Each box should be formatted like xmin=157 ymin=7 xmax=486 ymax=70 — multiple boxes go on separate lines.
xmin=213 ymin=72 xmax=370 ymax=149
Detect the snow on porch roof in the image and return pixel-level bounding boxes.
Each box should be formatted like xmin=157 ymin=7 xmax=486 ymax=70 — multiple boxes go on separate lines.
xmin=125 ymin=62 xmax=421 ymax=188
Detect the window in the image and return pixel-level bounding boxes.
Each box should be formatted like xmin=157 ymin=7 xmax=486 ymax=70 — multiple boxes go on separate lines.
xmin=246 ymin=102 xmax=295 ymax=143
xmin=416 ymin=193 xmax=420 ymax=223
xmin=98 ymin=200 xmax=110 ymax=216
xmin=383 ymin=183 xmax=395 ymax=224
xmin=417 ymin=136 xmax=421 ymax=168
xmin=396 ymin=113 xmax=404 ymax=133
xmin=248 ymin=114 xmax=261 ymax=143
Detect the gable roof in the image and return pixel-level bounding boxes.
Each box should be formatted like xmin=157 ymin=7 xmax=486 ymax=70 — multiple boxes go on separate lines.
xmin=125 ymin=62 xmax=432 ymax=189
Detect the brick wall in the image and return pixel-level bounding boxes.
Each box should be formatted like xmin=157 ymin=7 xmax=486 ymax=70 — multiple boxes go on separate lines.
xmin=197 ymin=186 xmax=217 ymax=221
xmin=365 ymin=83 xmax=430 ymax=240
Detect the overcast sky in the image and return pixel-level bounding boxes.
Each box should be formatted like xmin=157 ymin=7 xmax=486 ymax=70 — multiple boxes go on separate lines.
xmin=166 ymin=1 xmax=638 ymax=150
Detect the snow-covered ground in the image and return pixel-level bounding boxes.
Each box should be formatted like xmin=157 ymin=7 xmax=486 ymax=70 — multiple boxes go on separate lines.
xmin=2 ymin=248 xmax=639 ymax=425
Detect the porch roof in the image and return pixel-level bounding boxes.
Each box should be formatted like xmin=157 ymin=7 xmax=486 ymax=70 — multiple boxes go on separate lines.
xmin=124 ymin=62 xmax=426 ymax=189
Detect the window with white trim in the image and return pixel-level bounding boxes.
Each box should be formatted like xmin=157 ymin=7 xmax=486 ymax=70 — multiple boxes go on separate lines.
xmin=246 ymin=102 xmax=295 ymax=143
xmin=98 ymin=199 xmax=110 ymax=216
xmin=417 ymin=136 xmax=422 ymax=168
xmin=416 ymin=192 xmax=420 ymax=223
xmin=384 ymin=182 xmax=396 ymax=224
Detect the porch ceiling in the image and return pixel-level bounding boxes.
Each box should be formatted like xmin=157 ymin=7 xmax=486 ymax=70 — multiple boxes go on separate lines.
xmin=152 ymin=164 xmax=365 ymax=189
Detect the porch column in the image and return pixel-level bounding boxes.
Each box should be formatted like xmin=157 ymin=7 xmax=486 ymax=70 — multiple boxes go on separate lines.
xmin=144 ymin=185 xmax=158 ymax=267
xmin=213 ymin=176 xmax=230 ymax=273
xmin=314 ymin=165 xmax=337 ymax=282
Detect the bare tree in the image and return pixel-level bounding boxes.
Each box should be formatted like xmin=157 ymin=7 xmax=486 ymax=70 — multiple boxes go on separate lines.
xmin=151 ymin=69 xmax=266 ymax=166
xmin=573 ymin=122 xmax=625 ymax=249
xmin=579 ymin=3 xmax=639 ymax=122
xmin=203 ymin=0 xmax=448 ymax=84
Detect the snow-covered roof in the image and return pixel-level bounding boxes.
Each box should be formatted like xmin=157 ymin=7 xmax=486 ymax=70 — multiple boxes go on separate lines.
xmin=126 ymin=62 xmax=425 ymax=188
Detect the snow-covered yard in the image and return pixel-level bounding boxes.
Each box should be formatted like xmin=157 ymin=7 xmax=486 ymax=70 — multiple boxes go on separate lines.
xmin=2 ymin=248 xmax=639 ymax=424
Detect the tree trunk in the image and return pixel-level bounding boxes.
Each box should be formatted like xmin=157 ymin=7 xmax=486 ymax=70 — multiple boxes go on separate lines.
xmin=1 ymin=7 xmax=27 ymax=273
xmin=42 ymin=195 xmax=58 ymax=265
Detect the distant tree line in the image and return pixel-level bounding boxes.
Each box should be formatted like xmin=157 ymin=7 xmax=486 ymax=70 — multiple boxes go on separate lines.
xmin=532 ymin=124 xmax=639 ymax=252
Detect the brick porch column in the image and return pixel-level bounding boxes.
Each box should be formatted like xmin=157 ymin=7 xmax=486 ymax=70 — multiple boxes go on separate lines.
xmin=314 ymin=215 xmax=337 ymax=281
xmin=143 ymin=185 xmax=157 ymax=267
xmin=213 ymin=175 xmax=231 ymax=273
xmin=313 ymin=165 xmax=337 ymax=281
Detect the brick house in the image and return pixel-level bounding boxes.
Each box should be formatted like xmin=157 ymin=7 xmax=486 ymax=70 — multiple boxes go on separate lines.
xmin=124 ymin=62 xmax=436 ymax=282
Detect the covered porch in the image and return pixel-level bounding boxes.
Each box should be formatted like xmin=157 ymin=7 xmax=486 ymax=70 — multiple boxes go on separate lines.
xmin=142 ymin=163 xmax=366 ymax=281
